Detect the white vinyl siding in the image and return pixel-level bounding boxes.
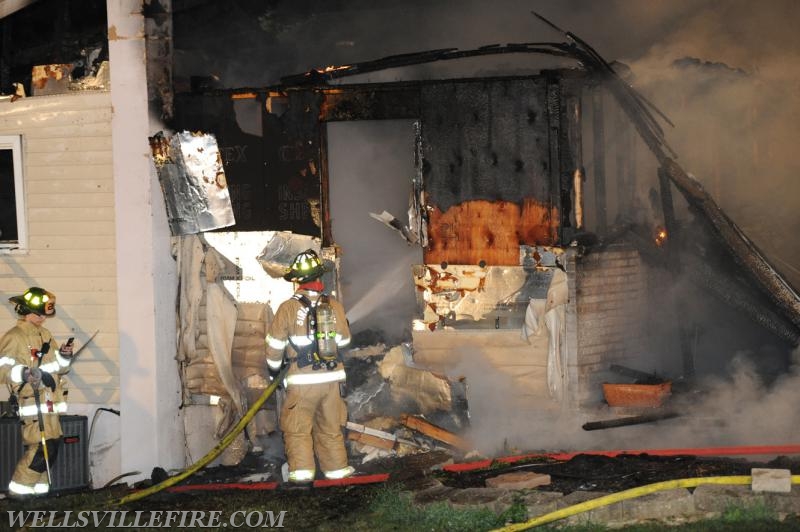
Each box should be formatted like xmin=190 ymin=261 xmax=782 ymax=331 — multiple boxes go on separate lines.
xmin=0 ymin=92 xmax=118 ymax=404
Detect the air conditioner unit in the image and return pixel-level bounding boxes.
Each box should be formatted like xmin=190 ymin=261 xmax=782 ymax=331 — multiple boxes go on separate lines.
xmin=0 ymin=415 xmax=89 ymax=492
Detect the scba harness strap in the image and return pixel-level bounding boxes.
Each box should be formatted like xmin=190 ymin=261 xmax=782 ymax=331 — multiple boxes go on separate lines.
xmin=287 ymin=294 xmax=341 ymax=371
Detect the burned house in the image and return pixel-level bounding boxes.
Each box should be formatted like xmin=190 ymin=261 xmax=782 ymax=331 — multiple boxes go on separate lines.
xmin=0 ymin=0 xmax=797 ymax=489
xmin=172 ymin=33 xmax=800 ymax=420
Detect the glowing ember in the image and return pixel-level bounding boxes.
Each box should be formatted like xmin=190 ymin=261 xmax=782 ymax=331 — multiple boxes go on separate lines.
xmin=655 ymin=227 xmax=668 ymax=246
xmin=314 ymin=64 xmax=351 ymax=74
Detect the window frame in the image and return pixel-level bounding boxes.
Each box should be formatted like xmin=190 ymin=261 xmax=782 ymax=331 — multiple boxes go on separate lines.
xmin=0 ymin=135 xmax=27 ymax=252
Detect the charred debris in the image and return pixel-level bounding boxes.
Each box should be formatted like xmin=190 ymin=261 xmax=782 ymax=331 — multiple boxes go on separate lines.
xmin=154 ymin=12 xmax=800 ymax=467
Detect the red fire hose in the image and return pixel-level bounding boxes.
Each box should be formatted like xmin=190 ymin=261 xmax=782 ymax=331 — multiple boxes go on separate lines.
xmin=442 ymin=444 xmax=800 ymax=473
xmin=161 ymin=444 xmax=800 ymax=492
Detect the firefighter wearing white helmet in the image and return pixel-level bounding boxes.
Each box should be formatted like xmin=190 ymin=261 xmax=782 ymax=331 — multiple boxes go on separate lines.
xmin=265 ymin=250 xmax=355 ymax=484
xmin=0 ymin=287 xmax=74 ymax=496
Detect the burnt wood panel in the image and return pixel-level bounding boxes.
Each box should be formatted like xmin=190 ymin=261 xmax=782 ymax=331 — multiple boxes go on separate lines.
xmin=424 ymin=199 xmax=558 ymax=266
xmin=559 ymin=77 xmax=583 ymax=231
xmin=320 ymin=86 xmax=419 ymax=122
xmin=420 ymin=78 xmax=551 ymax=213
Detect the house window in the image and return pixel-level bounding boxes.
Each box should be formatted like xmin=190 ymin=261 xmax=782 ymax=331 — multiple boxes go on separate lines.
xmin=0 ymin=135 xmax=26 ymax=250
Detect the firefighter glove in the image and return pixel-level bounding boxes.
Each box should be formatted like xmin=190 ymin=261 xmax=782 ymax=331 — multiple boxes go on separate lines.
xmin=23 ymin=367 xmax=41 ymax=389
xmin=40 ymin=370 xmax=56 ymax=391
xmin=22 ymin=367 xmax=56 ymax=391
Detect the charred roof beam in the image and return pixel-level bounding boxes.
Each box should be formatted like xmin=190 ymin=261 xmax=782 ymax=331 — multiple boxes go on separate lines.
xmin=279 ymin=43 xmax=574 ymax=86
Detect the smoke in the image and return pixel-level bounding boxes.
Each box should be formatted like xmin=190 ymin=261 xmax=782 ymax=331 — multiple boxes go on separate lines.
xmin=455 ymin=344 xmax=800 ymax=455
xmin=345 ymin=259 xmax=413 ymax=328
xmin=621 ymin=0 xmax=800 ymax=289
xmin=174 ymin=1 xmax=709 ymax=87
xmin=326 ymin=120 xmax=422 ymax=345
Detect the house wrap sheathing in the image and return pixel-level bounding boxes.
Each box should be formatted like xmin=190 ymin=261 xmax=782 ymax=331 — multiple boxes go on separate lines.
xmin=173 ymin=234 xmax=276 ymax=466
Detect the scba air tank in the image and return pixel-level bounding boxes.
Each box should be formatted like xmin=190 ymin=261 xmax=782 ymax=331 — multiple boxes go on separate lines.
xmin=316 ymin=300 xmax=338 ymax=362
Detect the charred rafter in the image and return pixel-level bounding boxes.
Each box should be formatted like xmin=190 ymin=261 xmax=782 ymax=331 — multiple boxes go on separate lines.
xmin=279 ymin=44 xmax=573 ymax=85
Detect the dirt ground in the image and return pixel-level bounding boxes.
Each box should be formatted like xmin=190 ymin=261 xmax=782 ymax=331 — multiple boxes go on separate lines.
xmin=2 ymin=451 xmax=799 ymax=531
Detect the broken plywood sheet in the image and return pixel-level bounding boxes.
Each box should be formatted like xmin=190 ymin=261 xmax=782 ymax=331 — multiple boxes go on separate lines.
xmin=485 ymin=471 xmax=551 ymax=489
xmin=400 ymin=414 xmax=471 ymax=451
xmin=348 ymin=430 xmax=395 ymax=450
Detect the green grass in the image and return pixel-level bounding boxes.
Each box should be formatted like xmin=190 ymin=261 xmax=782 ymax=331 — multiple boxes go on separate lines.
xmin=363 ymin=485 xmax=527 ymax=532
xmin=360 ymin=486 xmax=800 ymax=532
xmin=537 ymin=501 xmax=800 ymax=531
xmin=719 ymin=501 xmax=777 ymax=522
xmin=4 ymin=482 xmax=799 ymax=532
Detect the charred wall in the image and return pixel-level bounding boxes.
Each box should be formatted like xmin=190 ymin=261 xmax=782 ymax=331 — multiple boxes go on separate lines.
xmin=420 ymin=74 xmax=584 ymax=266
xmin=0 ymin=0 xmax=108 ymax=96
xmin=173 ymin=92 xmax=322 ymax=235
xmin=420 ymin=79 xmax=551 ymax=213
xmin=173 ymin=70 xmax=587 ymax=255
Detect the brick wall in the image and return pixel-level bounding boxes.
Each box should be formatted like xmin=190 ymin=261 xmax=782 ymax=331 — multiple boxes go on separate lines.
xmin=574 ymin=244 xmax=651 ymax=404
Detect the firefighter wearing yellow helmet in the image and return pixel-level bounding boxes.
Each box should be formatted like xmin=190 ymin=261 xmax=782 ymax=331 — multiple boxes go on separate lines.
xmin=265 ymin=250 xmax=355 ymax=484
xmin=0 ymin=287 xmax=74 ymax=496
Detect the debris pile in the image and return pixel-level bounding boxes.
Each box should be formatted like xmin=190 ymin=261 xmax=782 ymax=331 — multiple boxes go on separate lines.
xmin=342 ymin=343 xmax=472 ymax=464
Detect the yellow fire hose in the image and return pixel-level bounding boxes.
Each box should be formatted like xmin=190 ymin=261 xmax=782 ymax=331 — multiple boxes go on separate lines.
xmin=493 ymin=474 xmax=800 ymax=531
xmin=113 ymin=366 xmax=289 ymax=506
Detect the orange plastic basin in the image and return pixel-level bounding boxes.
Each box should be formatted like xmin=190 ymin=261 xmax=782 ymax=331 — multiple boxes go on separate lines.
xmin=602 ymin=381 xmax=672 ymax=408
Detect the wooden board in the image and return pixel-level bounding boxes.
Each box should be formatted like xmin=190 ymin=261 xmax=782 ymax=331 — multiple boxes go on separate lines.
xmin=400 ymin=414 xmax=471 ymax=451
xmin=347 ymin=431 xmax=396 ymax=451
xmin=424 ymin=199 xmax=558 ymax=265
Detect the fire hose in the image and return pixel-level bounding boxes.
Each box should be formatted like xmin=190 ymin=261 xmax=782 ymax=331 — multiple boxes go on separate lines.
xmin=492 ymin=474 xmax=800 ymax=531
xmin=113 ymin=365 xmax=289 ymax=506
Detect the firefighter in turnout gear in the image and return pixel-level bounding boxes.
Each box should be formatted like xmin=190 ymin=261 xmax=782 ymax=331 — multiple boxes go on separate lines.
xmin=0 ymin=287 xmax=74 ymax=496
xmin=265 ymin=250 xmax=355 ymax=483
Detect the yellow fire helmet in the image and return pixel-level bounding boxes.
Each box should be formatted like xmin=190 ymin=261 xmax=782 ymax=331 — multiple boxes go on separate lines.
xmin=283 ymin=249 xmax=327 ymax=283
xmin=9 ymin=286 xmax=57 ymax=316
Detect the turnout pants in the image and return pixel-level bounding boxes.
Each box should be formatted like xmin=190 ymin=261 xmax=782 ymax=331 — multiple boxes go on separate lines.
xmin=280 ymin=381 xmax=348 ymax=480
xmin=10 ymin=414 xmax=62 ymax=494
